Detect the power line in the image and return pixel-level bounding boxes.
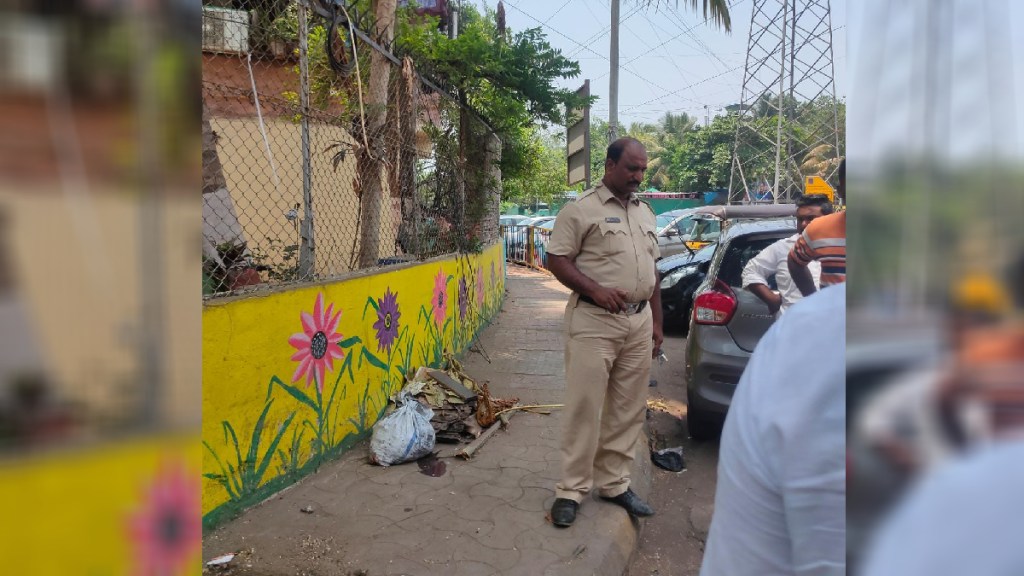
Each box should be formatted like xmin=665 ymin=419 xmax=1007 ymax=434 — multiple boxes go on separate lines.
xmin=502 ymin=0 xmax=683 ymax=105
xmin=611 ymin=0 xmax=749 ymax=77
xmin=542 ymin=0 xmax=574 ymax=25
xmin=565 ymin=3 xmax=647 ymax=59
xmin=658 ymin=4 xmax=733 ymax=71
xmin=620 ymin=63 xmax=746 ymax=114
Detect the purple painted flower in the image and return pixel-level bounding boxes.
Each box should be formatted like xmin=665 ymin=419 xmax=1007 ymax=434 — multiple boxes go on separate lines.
xmin=458 ymin=276 xmax=469 ymax=319
xmin=476 ymin=267 xmax=485 ymax=306
xmin=373 ymin=288 xmax=401 ymax=354
xmin=432 ymin=268 xmax=447 ymax=328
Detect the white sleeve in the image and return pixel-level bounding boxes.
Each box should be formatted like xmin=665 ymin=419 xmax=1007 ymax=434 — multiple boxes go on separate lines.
xmin=742 ymin=241 xmax=784 ymax=289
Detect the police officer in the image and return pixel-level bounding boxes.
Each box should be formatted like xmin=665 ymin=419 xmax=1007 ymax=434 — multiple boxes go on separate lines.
xmin=545 ymin=137 xmax=664 ymax=527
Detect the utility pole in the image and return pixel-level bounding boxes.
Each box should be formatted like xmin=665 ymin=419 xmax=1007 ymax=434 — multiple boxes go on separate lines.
xmin=609 ymin=0 xmax=620 ymax=141
xmin=704 ymin=104 xmax=710 ymax=127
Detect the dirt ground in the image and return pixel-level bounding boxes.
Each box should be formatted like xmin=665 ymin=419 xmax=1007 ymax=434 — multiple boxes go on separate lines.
xmin=627 ymin=328 xmax=720 ymax=576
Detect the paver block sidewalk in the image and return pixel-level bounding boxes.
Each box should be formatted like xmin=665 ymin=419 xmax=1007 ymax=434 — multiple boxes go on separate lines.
xmin=204 ymin=266 xmax=652 ymax=576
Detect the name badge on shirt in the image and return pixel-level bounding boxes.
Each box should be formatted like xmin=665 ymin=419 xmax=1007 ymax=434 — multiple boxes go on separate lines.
xmin=605 ymin=217 xmax=621 ymax=223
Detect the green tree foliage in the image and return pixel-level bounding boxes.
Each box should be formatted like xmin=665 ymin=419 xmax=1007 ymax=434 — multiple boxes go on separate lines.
xmin=587 ymin=99 xmax=847 ymax=193
xmin=503 ymin=129 xmax=578 ymax=202
xmin=396 ymin=5 xmax=592 ymax=184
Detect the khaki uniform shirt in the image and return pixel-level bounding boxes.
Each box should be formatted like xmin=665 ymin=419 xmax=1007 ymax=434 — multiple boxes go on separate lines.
xmin=547 ymin=183 xmax=661 ymax=303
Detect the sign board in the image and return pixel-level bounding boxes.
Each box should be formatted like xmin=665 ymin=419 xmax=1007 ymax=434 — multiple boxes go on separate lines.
xmin=566 ymin=80 xmax=591 ymax=188
xmin=803 ymin=176 xmax=835 ymax=201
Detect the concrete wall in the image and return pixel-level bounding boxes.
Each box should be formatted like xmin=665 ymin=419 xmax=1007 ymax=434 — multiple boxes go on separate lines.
xmin=202 ymin=242 xmax=506 ymax=522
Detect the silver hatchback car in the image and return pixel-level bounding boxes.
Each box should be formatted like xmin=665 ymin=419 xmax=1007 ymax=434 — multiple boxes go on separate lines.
xmin=683 ymin=218 xmax=798 ymax=440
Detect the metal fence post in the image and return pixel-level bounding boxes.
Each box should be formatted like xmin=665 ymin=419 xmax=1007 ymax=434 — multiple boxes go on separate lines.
xmin=297 ymin=0 xmax=315 ymax=278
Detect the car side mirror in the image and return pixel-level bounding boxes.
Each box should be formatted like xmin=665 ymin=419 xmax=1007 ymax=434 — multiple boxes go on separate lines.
xmin=663 ymin=229 xmax=678 ymax=237
xmin=697 ymin=261 xmax=711 ymax=274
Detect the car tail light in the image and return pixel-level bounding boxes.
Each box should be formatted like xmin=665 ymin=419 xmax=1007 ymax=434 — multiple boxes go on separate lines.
xmin=693 ymin=279 xmax=737 ymax=325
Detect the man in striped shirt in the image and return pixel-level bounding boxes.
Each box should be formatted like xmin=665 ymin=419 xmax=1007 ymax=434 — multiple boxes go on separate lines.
xmin=789 ymin=159 xmax=846 ymax=295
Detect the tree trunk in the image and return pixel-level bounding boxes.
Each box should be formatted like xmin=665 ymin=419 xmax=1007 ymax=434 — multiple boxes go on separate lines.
xmin=202 ymin=100 xmax=227 ymax=196
xmin=356 ymin=0 xmax=397 ymax=268
xmin=395 ymin=58 xmax=420 ymax=257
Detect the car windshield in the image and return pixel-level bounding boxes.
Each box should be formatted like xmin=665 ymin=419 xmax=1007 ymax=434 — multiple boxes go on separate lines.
xmin=689 ymin=218 xmax=721 ymax=241
xmin=675 ymin=215 xmax=699 ymax=236
xmin=656 ymin=214 xmax=674 ymax=232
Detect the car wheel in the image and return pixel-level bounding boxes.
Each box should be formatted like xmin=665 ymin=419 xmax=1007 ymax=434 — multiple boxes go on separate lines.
xmin=685 ymin=394 xmax=720 ymax=442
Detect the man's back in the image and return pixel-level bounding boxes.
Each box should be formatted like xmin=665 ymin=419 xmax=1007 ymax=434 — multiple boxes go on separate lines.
xmin=791 ymin=211 xmax=846 ymax=287
xmin=701 ymin=284 xmax=846 ymax=576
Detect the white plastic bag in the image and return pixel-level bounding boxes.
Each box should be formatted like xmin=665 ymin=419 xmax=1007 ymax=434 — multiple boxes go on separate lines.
xmin=369 ymin=391 xmax=436 ymax=466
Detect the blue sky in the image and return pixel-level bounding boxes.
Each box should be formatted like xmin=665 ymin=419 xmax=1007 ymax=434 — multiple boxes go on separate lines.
xmin=492 ymin=0 xmax=847 ymax=128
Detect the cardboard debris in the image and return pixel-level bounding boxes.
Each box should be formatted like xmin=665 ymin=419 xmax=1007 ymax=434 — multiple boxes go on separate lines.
xmin=426 ymin=368 xmax=478 ymax=402
xmin=385 ymin=351 xmax=518 ymax=447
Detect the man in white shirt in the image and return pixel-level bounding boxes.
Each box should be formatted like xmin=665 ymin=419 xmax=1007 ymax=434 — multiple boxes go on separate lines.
xmin=700 ymin=284 xmax=845 ymax=576
xmin=742 ymin=196 xmax=830 ymax=316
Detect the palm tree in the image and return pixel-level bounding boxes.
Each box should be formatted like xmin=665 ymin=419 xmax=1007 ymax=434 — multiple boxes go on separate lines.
xmin=645 ymin=0 xmax=732 ymax=32
xmin=625 ymin=121 xmax=671 ymax=190
xmin=660 ymin=111 xmax=697 ymax=144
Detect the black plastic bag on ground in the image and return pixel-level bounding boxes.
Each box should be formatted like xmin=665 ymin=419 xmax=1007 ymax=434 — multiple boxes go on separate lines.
xmin=651 ymin=446 xmax=686 ymax=472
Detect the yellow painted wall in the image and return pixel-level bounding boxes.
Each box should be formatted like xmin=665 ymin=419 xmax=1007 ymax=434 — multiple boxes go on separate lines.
xmin=202 ymin=243 xmax=506 ymax=518
xmin=0 ymin=434 xmax=202 ymax=575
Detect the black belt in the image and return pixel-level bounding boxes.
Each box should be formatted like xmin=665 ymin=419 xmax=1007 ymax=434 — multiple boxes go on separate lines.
xmin=578 ymin=294 xmax=648 ymax=314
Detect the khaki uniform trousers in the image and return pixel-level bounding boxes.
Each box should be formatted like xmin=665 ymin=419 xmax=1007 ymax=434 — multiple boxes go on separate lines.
xmin=555 ymin=299 xmax=653 ymax=502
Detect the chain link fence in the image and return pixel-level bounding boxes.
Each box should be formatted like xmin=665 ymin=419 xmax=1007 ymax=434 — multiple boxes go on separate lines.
xmin=202 ymin=0 xmax=501 ymax=296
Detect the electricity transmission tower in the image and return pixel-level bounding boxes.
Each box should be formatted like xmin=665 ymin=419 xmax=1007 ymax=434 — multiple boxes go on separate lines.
xmin=728 ymin=0 xmax=841 ymax=204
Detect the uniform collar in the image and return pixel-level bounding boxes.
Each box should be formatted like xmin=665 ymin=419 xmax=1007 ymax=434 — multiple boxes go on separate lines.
xmin=596 ymin=183 xmax=639 ymax=206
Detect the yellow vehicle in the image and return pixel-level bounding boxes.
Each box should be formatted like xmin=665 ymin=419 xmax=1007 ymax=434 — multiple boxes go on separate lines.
xmin=803 ymin=175 xmax=835 ymax=202
xmin=683 ymin=204 xmax=797 ymax=251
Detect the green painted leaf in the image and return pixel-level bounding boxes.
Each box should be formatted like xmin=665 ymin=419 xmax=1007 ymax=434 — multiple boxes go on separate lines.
xmin=202 ymin=441 xmax=239 ymax=501
xmin=341 ymin=353 xmax=355 ymax=382
xmin=361 ymin=348 xmax=389 ymax=372
xmin=339 ymin=335 xmax=362 ymax=348
xmin=363 ymin=296 xmax=380 ymax=318
xmin=244 ymin=400 xmax=275 ymax=486
xmin=255 ymin=411 xmax=296 ymax=483
xmin=221 ymin=421 xmax=243 ymax=475
xmin=268 ymin=375 xmax=320 ymax=416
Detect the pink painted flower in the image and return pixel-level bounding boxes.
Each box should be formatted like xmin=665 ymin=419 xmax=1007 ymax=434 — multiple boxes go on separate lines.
xmin=127 ymin=460 xmax=201 ymax=576
xmin=289 ymin=292 xmax=344 ymax=391
xmin=432 ymin=268 xmax=448 ymax=328
xmin=476 ymin=267 xmax=485 ymax=306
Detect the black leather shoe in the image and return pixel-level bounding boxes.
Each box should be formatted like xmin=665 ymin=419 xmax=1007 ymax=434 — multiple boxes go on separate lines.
xmin=600 ymin=489 xmax=654 ymax=517
xmin=551 ymin=498 xmax=579 ymax=527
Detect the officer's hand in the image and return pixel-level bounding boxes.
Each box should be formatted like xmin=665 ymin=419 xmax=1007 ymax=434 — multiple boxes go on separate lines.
xmin=589 ymin=287 xmax=629 ymax=313
xmin=652 ymin=325 xmax=664 ymax=357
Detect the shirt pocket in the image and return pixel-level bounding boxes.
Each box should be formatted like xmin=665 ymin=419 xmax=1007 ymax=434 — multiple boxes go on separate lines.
xmin=598 ymin=221 xmax=629 ymax=256
xmin=641 ymin=223 xmax=659 ymax=258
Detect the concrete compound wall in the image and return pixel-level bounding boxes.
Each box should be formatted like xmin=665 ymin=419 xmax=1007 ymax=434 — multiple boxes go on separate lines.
xmin=202 ymin=242 xmax=506 ymax=525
